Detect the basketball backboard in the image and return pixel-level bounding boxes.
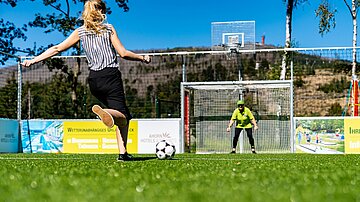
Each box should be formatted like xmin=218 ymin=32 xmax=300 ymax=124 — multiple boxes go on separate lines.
xmin=211 ymin=21 xmax=255 ymax=52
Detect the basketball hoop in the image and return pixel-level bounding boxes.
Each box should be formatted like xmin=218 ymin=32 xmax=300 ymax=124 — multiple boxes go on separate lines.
xmin=211 ymin=21 xmax=255 ymax=52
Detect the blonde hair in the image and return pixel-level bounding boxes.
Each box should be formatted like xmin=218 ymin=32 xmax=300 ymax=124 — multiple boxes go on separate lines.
xmin=82 ymin=0 xmax=107 ymax=34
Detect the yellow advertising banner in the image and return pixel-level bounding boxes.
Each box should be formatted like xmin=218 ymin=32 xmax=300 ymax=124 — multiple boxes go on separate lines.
xmin=126 ymin=120 xmax=138 ymax=153
xmin=344 ymin=118 xmax=360 ymax=154
xmin=63 ymin=121 xmax=118 ymax=153
xmin=63 ymin=121 xmax=139 ymax=154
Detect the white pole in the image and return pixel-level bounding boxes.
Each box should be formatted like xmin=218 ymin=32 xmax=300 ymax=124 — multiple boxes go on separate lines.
xmin=290 ymin=61 xmax=294 ymax=153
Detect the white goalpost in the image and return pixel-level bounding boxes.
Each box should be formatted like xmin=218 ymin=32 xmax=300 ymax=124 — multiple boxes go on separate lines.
xmin=181 ymin=80 xmax=294 ymax=154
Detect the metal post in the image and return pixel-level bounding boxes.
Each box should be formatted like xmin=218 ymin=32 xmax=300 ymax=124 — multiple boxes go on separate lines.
xmin=27 ymin=87 xmax=31 ymax=119
xmin=181 ymin=56 xmax=187 ymax=153
xmin=155 ymin=96 xmax=160 ymax=118
xmin=239 ymin=130 xmax=244 ymax=153
xmin=237 ymin=53 xmax=242 ymax=81
xmin=17 ymin=60 xmax=23 ymax=153
xmin=180 ymin=83 xmax=185 ymax=153
xmin=290 ymin=60 xmax=294 ymax=153
xmin=182 ymin=55 xmax=187 ymax=82
xmin=17 ymin=61 xmax=22 ymax=120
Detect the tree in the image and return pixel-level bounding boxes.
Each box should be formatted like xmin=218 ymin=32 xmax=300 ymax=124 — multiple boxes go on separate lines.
xmin=1 ymin=0 xmax=129 ymax=42
xmin=316 ymin=0 xmax=357 ymax=76
xmin=0 ymin=0 xmax=129 ymax=117
xmin=0 ymin=19 xmax=28 ymax=65
xmin=280 ymin=0 xmax=307 ymax=80
xmin=316 ymin=0 xmax=358 ymax=116
xmin=0 ymin=73 xmax=18 ymax=118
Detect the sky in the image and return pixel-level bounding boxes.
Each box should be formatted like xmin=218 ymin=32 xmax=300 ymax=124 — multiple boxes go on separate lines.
xmin=0 ymin=0 xmax=356 ymax=67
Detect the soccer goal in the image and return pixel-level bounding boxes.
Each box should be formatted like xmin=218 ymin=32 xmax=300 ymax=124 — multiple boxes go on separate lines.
xmin=181 ymin=80 xmax=294 ymax=154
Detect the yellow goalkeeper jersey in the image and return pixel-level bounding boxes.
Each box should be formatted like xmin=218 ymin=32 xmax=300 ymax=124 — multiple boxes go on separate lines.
xmin=231 ymin=107 xmax=254 ymax=128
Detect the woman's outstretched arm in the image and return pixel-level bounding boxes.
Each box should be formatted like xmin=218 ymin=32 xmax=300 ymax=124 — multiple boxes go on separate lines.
xmin=22 ymin=30 xmax=80 ymax=67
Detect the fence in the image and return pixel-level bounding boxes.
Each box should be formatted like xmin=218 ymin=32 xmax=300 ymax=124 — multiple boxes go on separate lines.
xmin=0 ymin=47 xmax=359 ymax=121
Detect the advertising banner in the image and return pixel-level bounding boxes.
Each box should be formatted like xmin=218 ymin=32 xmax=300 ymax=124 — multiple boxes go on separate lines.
xmin=62 ymin=120 xmax=139 ymax=153
xmin=137 ymin=119 xmax=181 ymax=154
xmin=127 ymin=120 xmax=138 ymax=154
xmin=0 ymin=119 xmax=19 ymax=153
xmin=21 ymin=120 xmax=63 ymax=153
xmin=21 ymin=119 xmax=180 ymax=154
xmin=63 ymin=121 xmax=118 ymax=153
xmin=294 ymin=117 xmax=360 ymax=154
xmin=344 ymin=118 xmax=360 ymax=153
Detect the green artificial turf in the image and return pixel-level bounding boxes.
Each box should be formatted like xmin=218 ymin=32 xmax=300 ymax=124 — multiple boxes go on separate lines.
xmin=0 ymin=153 xmax=359 ymax=202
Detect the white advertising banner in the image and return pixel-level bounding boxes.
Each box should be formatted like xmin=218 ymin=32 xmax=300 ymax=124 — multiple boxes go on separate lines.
xmin=137 ymin=119 xmax=181 ymax=154
xmin=0 ymin=119 xmax=19 ymax=153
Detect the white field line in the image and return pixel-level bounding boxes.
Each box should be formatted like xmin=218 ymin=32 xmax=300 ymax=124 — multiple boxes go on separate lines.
xmin=0 ymin=156 xmax=298 ymax=161
xmin=0 ymin=157 xmax=85 ymax=160
xmin=177 ymin=157 xmax=297 ymax=161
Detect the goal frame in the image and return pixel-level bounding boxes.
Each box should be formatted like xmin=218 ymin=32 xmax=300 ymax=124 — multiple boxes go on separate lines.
xmin=180 ymin=80 xmax=294 ymax=153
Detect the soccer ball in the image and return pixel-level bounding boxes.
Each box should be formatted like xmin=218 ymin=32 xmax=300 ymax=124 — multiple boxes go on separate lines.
xmin=155 ymin=140 xmax=176 ymax=160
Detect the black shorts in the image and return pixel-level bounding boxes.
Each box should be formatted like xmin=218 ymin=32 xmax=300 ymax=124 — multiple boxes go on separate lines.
xmin=88 ymin=68 xmax=132 ymax=121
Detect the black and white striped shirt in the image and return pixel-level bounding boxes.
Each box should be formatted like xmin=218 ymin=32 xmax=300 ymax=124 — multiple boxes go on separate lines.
xmin=77 ymin=24 xmax=118 ymax=71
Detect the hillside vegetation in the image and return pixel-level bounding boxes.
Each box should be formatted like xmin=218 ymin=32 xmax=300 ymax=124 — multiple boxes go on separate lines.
xmin=0 ymin=47 xmax=356 ymax=118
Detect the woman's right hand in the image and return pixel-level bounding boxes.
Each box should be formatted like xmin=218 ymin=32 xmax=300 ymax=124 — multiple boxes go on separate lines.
xmin=21 ymin=59 xmax=36 ymax=67
xmin=142 ymin=55 xmax=151 ymax=64
xmin=226 ymin=127 xmax=231 ymax=132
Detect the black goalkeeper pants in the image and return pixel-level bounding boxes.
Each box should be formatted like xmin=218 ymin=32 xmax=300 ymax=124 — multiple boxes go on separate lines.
xmin=233 ymin=128 xmax=255 ymax=149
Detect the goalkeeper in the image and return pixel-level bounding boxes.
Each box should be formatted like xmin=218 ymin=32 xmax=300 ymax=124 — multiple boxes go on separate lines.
xmin=226 ymin=100 xmax=258 ymax=154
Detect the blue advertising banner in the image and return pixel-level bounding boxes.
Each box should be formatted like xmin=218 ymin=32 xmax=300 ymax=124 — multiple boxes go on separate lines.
xmin=21 ymin=120 xmax=63 ymax=153
xmin=0 ymin=119 xmax=19 ymax=153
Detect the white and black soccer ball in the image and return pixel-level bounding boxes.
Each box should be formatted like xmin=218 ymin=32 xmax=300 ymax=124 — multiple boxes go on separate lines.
xmin=155 ymin=140 xmax=176 ymax=160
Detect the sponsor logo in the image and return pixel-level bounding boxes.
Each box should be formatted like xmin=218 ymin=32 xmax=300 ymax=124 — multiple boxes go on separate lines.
xmin=349 ymin=127 xmax=360 ymax=135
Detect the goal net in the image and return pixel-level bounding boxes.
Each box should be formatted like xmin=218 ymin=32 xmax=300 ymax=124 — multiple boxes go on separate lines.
xmin=181 ymin=80 xmax=293 ymax=154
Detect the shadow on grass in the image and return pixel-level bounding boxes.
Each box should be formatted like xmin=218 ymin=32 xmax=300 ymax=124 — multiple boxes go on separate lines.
xmin=131 ymin=156 xmax=158 ymax=161
xmin=125 ymin=157 xmax=181 ymax=161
